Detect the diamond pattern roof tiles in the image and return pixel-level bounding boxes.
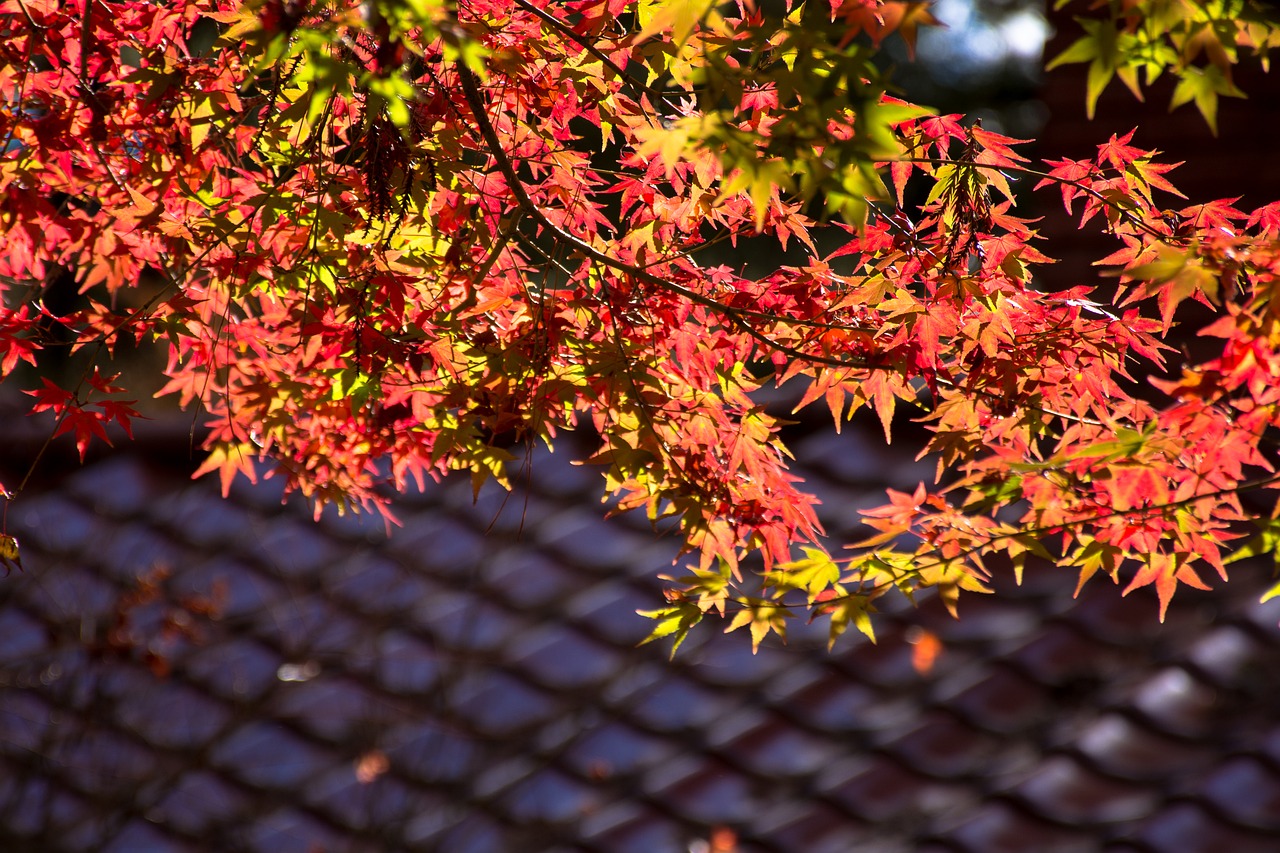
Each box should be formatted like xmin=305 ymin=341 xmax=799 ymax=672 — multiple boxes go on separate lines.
xmin=1074 ymin=713 xmax=1212 ymax=781
xmin=3 ymin=424 xmax=1280 ymax=852
xmin=1130 ymin=802 xmax=1280 ymax=853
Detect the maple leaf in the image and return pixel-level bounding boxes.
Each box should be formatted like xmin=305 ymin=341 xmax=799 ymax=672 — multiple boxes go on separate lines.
xmin=635 ymin=0 xmax=718 ymax=45
xmin=725 ymin=598 xmax=789 ymax=653
xmin=192 ymin=442 xmax=261 ymax=498
xmin=1096 ymin=130 xmax=1149 ymax=172
xmin=1179 ymin=198 xmax=1247 ymax=232
xmin=1123 ymin=552 xmax=1210 ymax=622
xmin=1124 ymin=244 xmax=1220 ymax=328
xmin=824 ymin=594 xmax=878 ymax=648
xmin=1247 ymin=201 xmax=1280 ymax=237
xmin=772 ymin=547 xmax=841 ymax=603
xmin=1036 ymin=158 xmax=1095 ymax=214
xmin=0 ymin=329 xmax=40 ymax=376
xmin=637 ymin=600 xmax=705 ymax=657
xmin=26 ymin=378 xmax=73 ymax=415
xmin=1069 ymin=538 xmax=1125 ymax=595
xmin=1126 ymin=157 xmax=1185 ymax=202
xmin=52 ymin=407 xmax=113 ymax=461
xmin=1170 ymin=65 xmax=1244 ymax=135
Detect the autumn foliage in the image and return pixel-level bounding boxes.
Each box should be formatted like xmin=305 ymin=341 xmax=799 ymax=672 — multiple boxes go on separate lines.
xmin=4 ymin=0 xmax=1280 ymax=648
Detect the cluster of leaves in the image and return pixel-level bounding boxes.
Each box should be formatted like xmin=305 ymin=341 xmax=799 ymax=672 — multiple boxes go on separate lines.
xmin=3 ymin=0 xmax=1280 ymax=652
xmin=1049 ymin=0 xmax=1280 ymax=130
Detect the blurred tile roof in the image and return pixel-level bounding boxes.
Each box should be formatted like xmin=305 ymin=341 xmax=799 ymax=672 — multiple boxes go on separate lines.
xmin=3 ymin=422 xmax=1280 ymax=853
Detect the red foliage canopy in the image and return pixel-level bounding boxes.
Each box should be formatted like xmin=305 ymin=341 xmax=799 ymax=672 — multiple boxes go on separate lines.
xmin=4 ymin=0 xmax=1280 ymax=646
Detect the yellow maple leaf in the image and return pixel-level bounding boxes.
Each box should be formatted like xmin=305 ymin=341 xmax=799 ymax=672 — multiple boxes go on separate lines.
xmin=635 ymin=0 xmax=718 ymax=45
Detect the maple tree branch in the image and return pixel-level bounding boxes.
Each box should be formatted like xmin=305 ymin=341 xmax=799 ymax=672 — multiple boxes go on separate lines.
xmin=889 ymin=155 xmax=1176 ymax=244
xmin=456 ymin=57 xmax=1163 ymax=431
xmin=813 ymin=469 xmax=1280 ymax=609
xmin=454 ymin=65 xmax=1161 ymax=449
xmin=455 ymin=62 xmax=879 ymax=374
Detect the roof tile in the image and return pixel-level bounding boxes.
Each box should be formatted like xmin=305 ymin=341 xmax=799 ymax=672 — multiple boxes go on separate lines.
xmin=1236 ymin=593 xmax=1280 ymax=640
xmin=501 ymin=766 xmax=602 ymax=823
xmin=1075 ymin=712 xmax=1210 ymax=780
xmin=182 ymin=635 xmax=282 ymax=701
xmin=0 ymin=690 xmax=57 ymax=755
xmin=684 ymin=635 xmax=796 ymax=688
xmin=821 ymin=754 xmax=968 ymax=823
xmin=12 ymin=561 xmax=118 ymax=623
xmin=270 ymin=675 xmax=400 ymax=742
xmin=755 ymin=657 xmax=831 ymax=703
xmin=323 ymin=553 xmax=441 ymax=617
xmin=253 ymin=590 xmax=364 ymax=659
xmin=159 ymin=488 xmax=258 ymax=549
xmin=1129 ymin=667 xmax=1220 ymax=738
xmin=933 ymin=665 xmax=1050 ymax=734
xmin=522 ymin=443 xmax=602 ymax=497
xmin=793 ymin=428 xmax=934 ymax=489
xmin=154 ymin=769 xmax=254 ymax=835
xmin=781 ymin=677 xmax=902 ymax=733
xmin=751 ymin=801 xmax=871 ymax=852
xmin=10 ymin=493 xmax=98 ymax=556
xmin=383 ymin=720 xmax=483 ymax=785
xmin=241 ymin=806 xmax=350 ymax=853
xmin=50 ymin=725 xmax=163 ymax=792
xmin=834 ymin=630 xmax=924 ymax=689
xmin=372 ymin=628 xmax=442 ymax=695
xmin=254 ymin=517 xmax=343 ymax=578
xmin=65 ymin=455 xmax=167 ymax=518
xmin=563 ymin=719 xmax=673 ymax=781
xmin=443 ymin=485 xmax=560 ymax=537
xmin=565 ymin=579 xmax=661 ymax=646
xmin=114 ymin=677 xmax=232 ymax=749
xmin=385 ymin=515 xmax=485 ymax=581
xmin=1132 ymin=802 xmax=1280 ymax=853
xmin=100 ymin=818 xmax=193 ymax=853
xmin=1013 ymin=754 xmax=1159 ymax=824
xmin=1264 ymin=724 xmax=1280 ymax=765
xmin=719 ymin=714 xmax=834 ymax=778
xmin=507 ymin=622 xmax=623 ymax=690
xmin=925 ymin=592 xmax=1041 ymax=645
xmin=944 ymin=801 xmax=1098 ymax=853
xmin=1184 ymin=625 xmax=1265 ymax=689
xmin=646 ymin=757 xmax=758 ymax=824
xmin=1198 ymin=756 xmax=1280 ymax=830
xmin=1008 ymin=621 xmax=1113 ymax=687
xmin=307 ymin=768 xmax=427 ymax=833
xmin=793 ymin=429 xmax=890 ymax=484
xmin=880 ymin=710 xmax=1002 ymax=779
xmin=1065 ymin=581 xmax=1208 ymax=646
xmin=448 ymin=669 xmax=560 ymax=737
xmin=224 ymin=469 xmax=289 ymax=511
xmin=578 ymin=803 xmax=688 ymax=853
xmin=482 ymin=549 xmax=582 ymax=610
xmin=0 ymin=604 xmax=49 ymax=664
xmin=410 ymin=588 xmax=527 ymax=652
xmin=186 ymin=558 xmax=283 ymax=620
xmin=626 ymin=672 xmax=736 ymax=733
xmin=210 ymin=721 xmax=333 ymax=790
xmin=538 ymin=507 xmax=670 ymax=574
